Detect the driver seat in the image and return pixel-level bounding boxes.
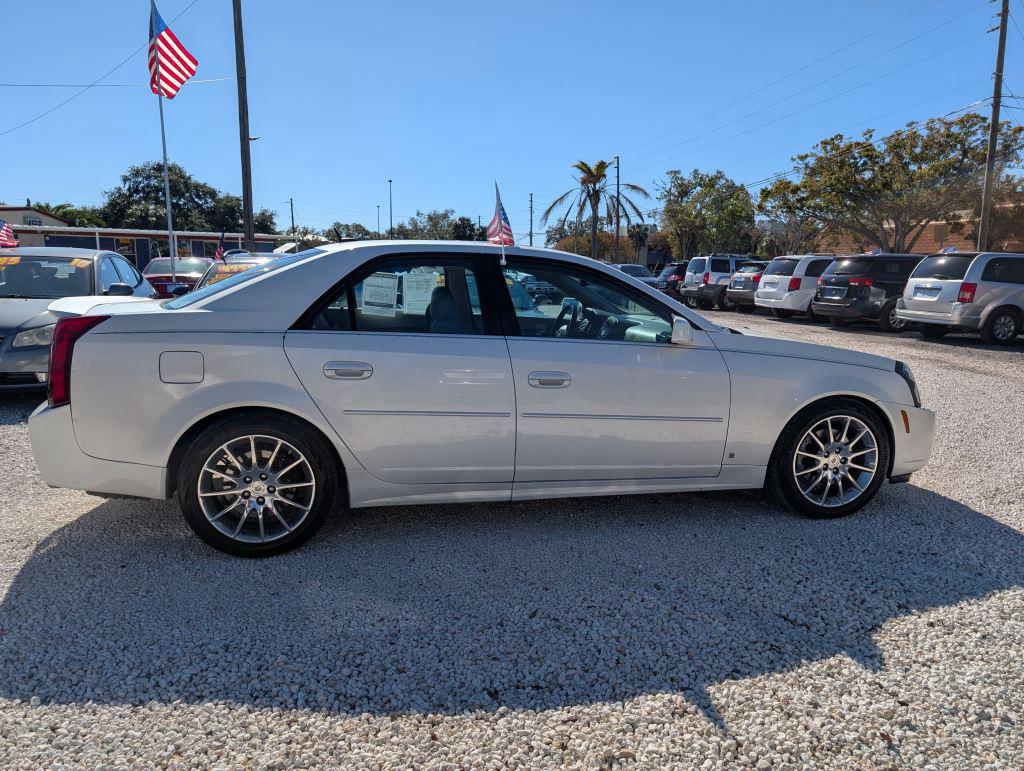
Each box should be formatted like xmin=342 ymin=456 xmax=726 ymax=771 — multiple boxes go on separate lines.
xmin=426 ymin=286 xmax=465 ymax=334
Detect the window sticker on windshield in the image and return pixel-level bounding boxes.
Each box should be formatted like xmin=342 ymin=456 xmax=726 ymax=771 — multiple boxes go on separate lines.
xmin=0 ymin=256 xmax=21 ymax=267
xmin=403 ymin=273 xmax=436 ymax=314
xmin=361 ymin=272 xmax=399 ymax=317
xmin=218 ymin=264 xmax=249 ymax=273
xmin=69 ymin=258 xmax=91 ymax=268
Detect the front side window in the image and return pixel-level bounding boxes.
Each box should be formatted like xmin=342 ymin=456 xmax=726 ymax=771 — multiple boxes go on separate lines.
xmin=500 ymin=259 xmax=672 ymax=344
xmin=981 ymin=257 xmax=1024 ymax=284
xmin=99 ymin=258 xmax=122 ymax=291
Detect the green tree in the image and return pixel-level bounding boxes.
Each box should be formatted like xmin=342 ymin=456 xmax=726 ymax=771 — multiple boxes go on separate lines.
xmin=31 ymin=201 xmax=106 ymax=227
xmin=545 ymin=218 xmax=589 ymax=246
xmin=758 ymin=113 xmax=1024 ymax=253
xmin=449 ymin=216 xmax=485 ymax=241
xmin=657 ymin=169 xmax=755 ymax=259
xmin=542 ymin=160 xmax=650 ymax=259
xmin=327 ymin=221 xmax=377 ymax=239
xmin=627 ymin=223 xmax=649 ymax=260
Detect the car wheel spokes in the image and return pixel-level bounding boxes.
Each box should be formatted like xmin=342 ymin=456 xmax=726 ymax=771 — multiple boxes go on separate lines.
xmin=197 ymin=434 xmax=316 ymax=544
xmin=791 ymin=415 xmax=877 ymax=508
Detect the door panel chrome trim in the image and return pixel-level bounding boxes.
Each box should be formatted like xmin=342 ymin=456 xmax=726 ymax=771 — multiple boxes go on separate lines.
xmin=519 ymin=412 xmax=723 ymax=422
xmin=343 ymin=409 xmax=512 ymax=417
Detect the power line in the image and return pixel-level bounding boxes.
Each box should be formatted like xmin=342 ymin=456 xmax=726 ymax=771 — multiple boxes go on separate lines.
xmin=0 ymin=0 xmax=204 ymax=138
xmin=0 ymin=77 xmax=233 ymax=88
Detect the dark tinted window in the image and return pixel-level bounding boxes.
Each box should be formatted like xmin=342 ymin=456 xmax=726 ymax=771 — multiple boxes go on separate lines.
xmin=709 ymin=258 xmax=731 ymax=273
xmin=911 ymin=254 xmax=974 ymax=281
xmin=658 ymin=263 xmax=687 ymax=279
xmin=824 ymin=258 xmax=872 ymax=276
xmin=617 ymin=264 xmax=654 ymax=278
xmin=805 ymin=259 xmax=832 ymax=278
xmin=981 ymin=257 xmax=1024 ymax=284
xmin=871 ymin=259 xmax=916 ymax=278
xmin=688 ymin=258 xmax=706 ymax=273
xmin=765 ymin=259 xmax=798 ymax=276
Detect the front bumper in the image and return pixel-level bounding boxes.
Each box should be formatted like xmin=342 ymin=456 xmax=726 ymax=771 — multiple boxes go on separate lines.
xmin=0 ymin=346 xmax=49 ymax=391
xmin=894 ymin=300 xmax=984 ymax=330
xmin=876 ymin=401 xmax=936 ymax=478
xmin=725 ymin=287 xmax=757 ymax=306
xmin=29 ymin=403 xmax=168 ymax=499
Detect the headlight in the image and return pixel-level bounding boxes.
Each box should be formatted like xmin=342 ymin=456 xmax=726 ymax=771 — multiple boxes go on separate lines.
xmin=895 ymin=360 xmax=921 ymax=408
xmin=11 ymin=324 xmax=56 ymax=348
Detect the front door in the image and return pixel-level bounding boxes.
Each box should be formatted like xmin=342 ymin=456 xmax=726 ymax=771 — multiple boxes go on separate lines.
xmin=497 ymin=258 xmax=731 ymax=482
xmin=285 ymin=254 xmax=516 ymax=485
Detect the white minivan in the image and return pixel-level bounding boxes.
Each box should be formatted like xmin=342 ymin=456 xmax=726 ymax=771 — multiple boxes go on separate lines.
xmin=754 ymin=254 xmax=835 ymax=319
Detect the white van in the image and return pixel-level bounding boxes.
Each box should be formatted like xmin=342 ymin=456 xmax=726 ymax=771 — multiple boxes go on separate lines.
xmin=755 ymin=254 xmax=835 ymax=319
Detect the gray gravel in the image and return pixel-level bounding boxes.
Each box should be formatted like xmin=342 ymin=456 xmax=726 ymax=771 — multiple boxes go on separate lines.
xmin=0 ymin=315 xmax=1021 ymax=768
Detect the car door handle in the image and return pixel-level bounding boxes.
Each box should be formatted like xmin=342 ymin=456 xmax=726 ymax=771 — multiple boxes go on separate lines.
xmin=324 ymin=361 xmax=373 ymax=380
xmin=528 ymin=371 xmax=571 ymax=388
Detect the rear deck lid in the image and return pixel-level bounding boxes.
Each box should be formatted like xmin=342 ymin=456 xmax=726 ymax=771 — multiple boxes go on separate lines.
xmin=902 ymin=253 xmax=975 ymax=313
xmin=817 ymin=256 xmax=873 ymax=300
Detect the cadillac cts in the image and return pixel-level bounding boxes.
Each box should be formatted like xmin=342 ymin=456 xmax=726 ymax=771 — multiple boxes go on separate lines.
xmin=29 ymin=242 xmax=935 ymax=557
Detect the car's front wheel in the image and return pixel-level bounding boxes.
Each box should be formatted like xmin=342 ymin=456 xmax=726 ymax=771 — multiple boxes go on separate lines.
xmin=718 ymin=294 xmax=738 ymax=311
xmin=177 ymin=413 xmax=339 ymax=557
xmin=767 ymin=399 xmax=891 ymax=519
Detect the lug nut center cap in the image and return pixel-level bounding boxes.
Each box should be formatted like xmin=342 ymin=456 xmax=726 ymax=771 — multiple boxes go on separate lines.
xmin=250 ymin=481 xmax=267 ymax=495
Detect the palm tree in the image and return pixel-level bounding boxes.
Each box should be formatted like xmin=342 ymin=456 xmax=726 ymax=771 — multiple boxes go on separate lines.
xmin=541 ymin=160 xmax=650 ymax=260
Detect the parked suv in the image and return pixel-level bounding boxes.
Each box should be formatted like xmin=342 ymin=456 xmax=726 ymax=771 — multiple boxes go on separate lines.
xmin=811 ymin=254 xmax=922 ymax=331
xmin=680 ymin=254 xmax=751 ymax=310
xmin=755 ymin=254 xmax=835 ymax=319
xmin=654 ymin=261 xmax=689 ymax=299
xmin=725 ymin=261 xmax=770 ymax=313
xmin=896 ymin=251 xmax=1024 ymax=344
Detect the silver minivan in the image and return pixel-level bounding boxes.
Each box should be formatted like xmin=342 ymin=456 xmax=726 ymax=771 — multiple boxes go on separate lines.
xmin=896 ymin=251 xmax=1024 ymax=344
xmin=755 ymin=254 xmax=835 ymax=319
xmin=680 ymin=254 xmax=750 ymax=310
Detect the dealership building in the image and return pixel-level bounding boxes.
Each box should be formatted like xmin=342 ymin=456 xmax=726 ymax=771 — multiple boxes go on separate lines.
xmin=1 ymin=207 xmax=298 ymax=269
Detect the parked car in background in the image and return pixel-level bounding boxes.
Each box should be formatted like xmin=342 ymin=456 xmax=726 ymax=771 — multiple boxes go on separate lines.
xmin=755 ymin=254 xmax=836 ymax=320
xmin=28 ymin=241 xmax=934 ymax=557
xmin=143 ymin=257 xmax=213 ymax=298
xmin=725 ymin=261 xmax=770 ymax=313
xmin=0 ymin=247 xmax=153 ymax=390
xmin=654 ymin=261 xmax=689 ymax=299
xmin=896 ymin=251 xmax=1024 ymax=344
xmin=811 ymin=254 xmax=923 ymax=331
xmin=611 ymin=263 xmax=659 ymax=287
xmin=680 ymin=254 xmax=752 ymax=310
xmin=194 ymin=254 xmax=278 ymax=291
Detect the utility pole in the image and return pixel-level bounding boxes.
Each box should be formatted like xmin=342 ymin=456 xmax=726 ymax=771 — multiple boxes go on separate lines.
xmin=978 ymin=0 xmax=1009 ymax=252
xmin=377 ymin=205 xmax=381 ymax=238
xmin=529 ymin=193 xmax=534 ymax=246
xmin=232 ymin=0 xmax=255 ymax=252
xmin=289 ymin=198 xmax=295 ymax=234
xmin=388 ymin=179 xmax=393 ymax=238
xmin=614 ymin=155 xmax=621 ymax=262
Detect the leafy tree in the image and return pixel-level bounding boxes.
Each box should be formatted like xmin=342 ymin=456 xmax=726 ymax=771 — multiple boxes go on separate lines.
xmin=542 ymin=160 xmax=650 ymax=259
xmin=754 ymin=198 xmax=823 ymax=257
xmin=545 ymin=218 xmax=589 ymax=246
xmin=758 ymin=113 xmax=1024 ymax=253
xmin=449 ymin=216 xmax=486 ymax=241
xmin=31 ymin=201 xmax=106 ymax=227
xmin=657 ymin=169 xmax=755 ymax=259
xmin=554 ymin=231 xmax=633 ymax=260
xmin=327 ymin=221 xmax=378 ymax=240
xmin=949 ymin=174 xmax=1024 ymax=251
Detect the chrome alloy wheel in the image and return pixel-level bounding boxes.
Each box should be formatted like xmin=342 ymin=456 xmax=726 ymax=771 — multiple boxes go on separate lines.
xmin=993 ymin=313 xmax=1016 ymax=341
xmin=197 ymin=435 xmax=316 ymax=544
xmin=888 ymin=306 xmax=907 ymax=330
xmin=791 ymin=415 xmax=878 ymax=508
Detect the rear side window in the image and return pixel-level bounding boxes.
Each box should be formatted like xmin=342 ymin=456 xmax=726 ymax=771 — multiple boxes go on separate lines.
xmin=981 ymin=257 xmax=1024 ymax=284
xmin=709 ymin=258 xmax=731 ymax=272
xmin=911 ymin=254 xmax=974 ymax=281
xmin=688 ymin=258 xmax=706 ymax=273
xmin=765 ymin=259 xmax=798 ymax=276
xmin=871 ymin=259 xmax=915 ymax=278
xmin=804 ymin=259 xmax=832 ymax=277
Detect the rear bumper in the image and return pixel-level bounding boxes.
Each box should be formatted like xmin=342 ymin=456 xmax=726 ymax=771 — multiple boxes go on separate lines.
xmin=894 ymin=300 xmax=983 ymax=330
xmin=680 ymin=285 xmax=725 ymax=302
xmin=811 ymin=299 xmax=876 ymax=320
xmin=754 ymin=290 xmax=813 ymax=312
xmin=877 ymin=401 xmax=936 ymax=478
xmin=726 ymin=288 xmax=757 ymax=305
xmin=29 ymin=403 xmax=168 ymax=499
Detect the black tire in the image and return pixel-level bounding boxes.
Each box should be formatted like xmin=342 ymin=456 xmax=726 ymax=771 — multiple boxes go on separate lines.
xmin=877 ymin=299 xmax=909 ymax=333
xmin=805 ymin=306 xmax=823 ymax=322
xmin=766 ymin=398 xmax=891 ymax=520
xmin=177 ymin=413 xmax=339 ymax=557
xmin=917 ymin=324 xmax=949 ymax=339
xmin=682 ymin=296 xmax=699 ymax=309
xmin=736 ymin=304 xmax=756 ymax=314
xmin=771 ymin=308 xmax=794 ymax=319
xmin=718 ymin=294 xmax=738 ymax=311
xmin=980 ymin=307 xmax=1021 ymax=345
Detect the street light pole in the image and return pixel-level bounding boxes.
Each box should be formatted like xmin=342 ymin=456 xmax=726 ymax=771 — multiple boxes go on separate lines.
xmin=977 ymin=0 xmax=1009 ymax=252
xmin=289 ymin=197 xmax=295 ymax=234
xmin=529 ymin=193 xmax=534 ymax=246
xmin=388 ymin=179 xmax=393 ymax=239
xmin=614 ymin=155 xmax=621 ymax=262
xmin=232 ymin=0 xmax=255 ymax=252
xmin=377 ymin=205 xmax=381 ymax=238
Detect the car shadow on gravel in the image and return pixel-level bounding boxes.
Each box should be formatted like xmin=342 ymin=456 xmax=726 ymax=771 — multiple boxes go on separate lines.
xmin=0 ymin=484 xmax=1021 ymax=729
xmin=0 ymin=395 xmax=42 ymax=426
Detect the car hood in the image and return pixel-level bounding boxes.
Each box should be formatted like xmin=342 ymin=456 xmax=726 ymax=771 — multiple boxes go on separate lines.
xmin=707 ymin=327 xmax=894 ymax=371
xmin=0 ymin=298 xmax=56 ymax=332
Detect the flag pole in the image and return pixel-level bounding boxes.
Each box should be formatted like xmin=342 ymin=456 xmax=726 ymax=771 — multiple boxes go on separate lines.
xmin=151 ymin=0 xmax=177 ymax=283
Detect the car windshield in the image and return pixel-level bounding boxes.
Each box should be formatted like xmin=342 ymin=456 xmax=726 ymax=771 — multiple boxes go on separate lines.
xmin=617 ymin=264 xmax=653 ymax=277
xmin=145 ymin=258 xmax=210 ymax=274
xmin=688 ymin=258 xmax=706 ymax=273
xmin=0 ymin=254 xmax=94 ymax=298
xmin=195 ymin=261 xmax=261 ymax=289
xmin=765 ymin=259 xmax=799 ymax=276
xmin=824 ymin=257 xmax=872 ymax=276
xmin=657 ymin=264 xmax=685 ymax=279
xmin=164 ymin=250 xmax=324 ymax=308
xmin=911 ymin=254 xmax=974 ymax=281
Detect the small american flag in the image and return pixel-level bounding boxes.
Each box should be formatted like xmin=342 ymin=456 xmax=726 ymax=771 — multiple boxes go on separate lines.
xmin=214 ymin=231 xmax=226 ymax=260
xmin=0 ymin=220 xmax=18 ymax=248
xmin=487 ymin=183 xmax=514 ymax=246
xmin=149 ymin=1 xmax=198 ymax=99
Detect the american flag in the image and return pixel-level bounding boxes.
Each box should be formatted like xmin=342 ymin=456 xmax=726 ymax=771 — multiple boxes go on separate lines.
xmin=0 ymin=220 xmax=18 ymax=248
xmin=214 ymin=231 xmax=226 ymax=260
xmin=149 ymin=1 xmax=198 ymax=99
xmin=487 ymin=183 xmax=514 ymax=246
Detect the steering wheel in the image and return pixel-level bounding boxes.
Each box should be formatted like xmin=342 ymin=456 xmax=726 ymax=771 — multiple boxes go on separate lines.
xmin=550 ymin=299 xmax=582 ymax=337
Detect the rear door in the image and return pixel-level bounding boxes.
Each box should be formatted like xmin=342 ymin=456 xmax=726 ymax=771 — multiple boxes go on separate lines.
xmin=684 ymin=257 xmax=705 ymax=288
xmin=284 ymin=253 xmax=516 ymax=485
xmin=902 ymin=253 xmax=976 ymax=313
xmin=817 ymin=257 xmax=872 ymax=305
xmin=756 ymin=258 xmax=798 ymax=300
xmin=870 ymin=257 xmax=918 ymax=301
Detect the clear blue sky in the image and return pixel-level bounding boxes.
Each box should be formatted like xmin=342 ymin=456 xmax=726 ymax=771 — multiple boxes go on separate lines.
xmin=3 ymin=0 xmax=1022 ymax=239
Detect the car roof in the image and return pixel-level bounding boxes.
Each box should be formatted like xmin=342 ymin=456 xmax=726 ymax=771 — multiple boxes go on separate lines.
xmin=0 ymin=246 xmax=104 ymax=260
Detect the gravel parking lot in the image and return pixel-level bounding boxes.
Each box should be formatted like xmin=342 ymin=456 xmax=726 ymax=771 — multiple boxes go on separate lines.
xmin=0 ymin=315 xmax=1021 ymax=768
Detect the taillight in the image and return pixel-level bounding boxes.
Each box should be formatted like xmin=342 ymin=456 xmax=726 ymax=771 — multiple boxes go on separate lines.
xmin=817 ymin=277 xmax=826 ymax=286
xmin=48 ymin=315 xmax=109 ymax=408
xmin=957 ymin=282 xmax=977 ymax=303
xmin=668 ymin=274 xmax=683 ymax=281
xmin=752 ymin=273 xmax=762 ymax=285
xmin=788 ymin=277 xmax=801 ymax=292
xmin=848 ymin=277 xmax=873 ymax=287
xmin=702 ymin=272 xmax=710 ymax=285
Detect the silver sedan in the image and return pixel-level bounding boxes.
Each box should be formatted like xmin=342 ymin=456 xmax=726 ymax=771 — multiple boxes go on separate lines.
xmin=29 ymin=242 xmax=935 ymax=557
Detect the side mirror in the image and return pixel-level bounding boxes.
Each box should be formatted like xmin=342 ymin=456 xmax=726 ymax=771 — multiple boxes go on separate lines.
xmin=105 ymin=283 xmax=134 ymax=296
xmin=170 ymin=284 xmax=191 ymax=297
xmin=670 ymin=316 xmax=695 ymax=346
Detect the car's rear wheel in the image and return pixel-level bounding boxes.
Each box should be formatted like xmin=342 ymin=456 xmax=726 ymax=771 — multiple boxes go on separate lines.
xmin=805 ymin=306 xmax=823 ymax=322
xmin=682 ymin=296 xmax=698 ymax=309
xmin=767 ymin=399 xmax=891 ymax=519
xmin=718 ymin=294 xmax=738 ymax=311
xmin=878 ymin=300 xmax=908 ymax=332
xmin=177 ymin=414 xmax=338 ymax=557
xmin=770 ymin=308 xmax=793 ymax=319
xmin=917 ymin=323 xmax=949 ymax=339
xmin=980 ymin=307 xmax=1020 ymax=345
